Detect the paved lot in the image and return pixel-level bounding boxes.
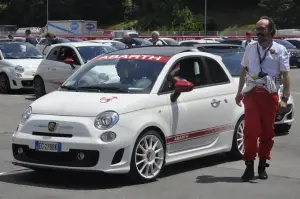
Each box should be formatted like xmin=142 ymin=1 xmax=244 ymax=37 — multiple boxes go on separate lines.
xmin=0 ymin=70 xmax=300 ymax=199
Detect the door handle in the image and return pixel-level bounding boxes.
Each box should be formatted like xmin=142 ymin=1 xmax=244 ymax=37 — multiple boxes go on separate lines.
xmin=211 ymin=99 xmax=221 ymax=108
xmin=51 ymin=68 xmax=56 ymax=71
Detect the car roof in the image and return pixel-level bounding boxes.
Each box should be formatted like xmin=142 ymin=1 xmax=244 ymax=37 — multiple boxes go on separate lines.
xmin=107 ymin=46 xmax=196 ymax=56
xmin=51 ymin=42 xmax=112 ymax=47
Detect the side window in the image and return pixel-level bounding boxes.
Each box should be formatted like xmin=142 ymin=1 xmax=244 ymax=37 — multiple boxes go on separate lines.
xmin=57 ymin=47 xmax=81 ymax=65
xmin=39 ymin=39 xmax=46 ymax=45
xmin=204 ymin=57 xmax=230 ymax=84
xmin=160 ymin=57 xmax=210 ymax=93
xmin=46 ymin=47 xmax=60 ymax=61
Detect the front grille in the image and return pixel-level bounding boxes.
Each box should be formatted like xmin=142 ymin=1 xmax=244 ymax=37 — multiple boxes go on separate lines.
xmin=21 ymin=80 xmax=33 ymax=87
xmin=13 ymin=144 xmax=99 ymax=167
xmin=32 ymin=132 xmax=73 ymax=138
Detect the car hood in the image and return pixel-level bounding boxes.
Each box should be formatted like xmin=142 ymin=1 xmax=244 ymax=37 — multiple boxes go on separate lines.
xmin=31 ymin=91 xmax=152 ymax=117
xmin=3 ymin=59 xmax=43 ymax=70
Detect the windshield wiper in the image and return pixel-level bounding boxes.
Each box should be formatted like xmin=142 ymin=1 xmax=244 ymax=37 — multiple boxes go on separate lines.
xmin=76 ymin=86 xmax=129 ymax=93
xmin=23 ymin=56 xmax=43 ymax=59
xmin=4 ymin=56 xmax=20 ymax=59
xmin=60 ymin=85 xmax=78 ymax=91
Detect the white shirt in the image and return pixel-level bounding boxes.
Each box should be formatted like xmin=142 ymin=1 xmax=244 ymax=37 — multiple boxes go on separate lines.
xmin=241 ymin=41 xmax=290 ymax=78
xmin=242 ymin=40 xmax=254 ymax=48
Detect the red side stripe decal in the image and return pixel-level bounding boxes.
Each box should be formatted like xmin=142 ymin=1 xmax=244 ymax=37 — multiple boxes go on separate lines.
xmin=166 ymin=124 xmax=233 ymax=144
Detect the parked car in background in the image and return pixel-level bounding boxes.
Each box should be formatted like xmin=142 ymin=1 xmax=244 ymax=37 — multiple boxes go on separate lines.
xmin=220 ymin=39 xmax=244 ymax=45
xmin=36 ymin=37 xmax=71 ymax=55
xmin=33 ymin=42 xmax=117 ymax=98
xmin=274 ymin=39 xmax=300 ymax=68
xmin=145 ymin=37 xmax=179 ymax=45
xmin=196 ymin=43 xmax=294 ymax=133
xmin=67 ymin=38 xmax=83 ymax=42
xmin=284 ymin=38 xmax=300 ymax=49
xmin=85 ymin=39 xmax=126 ymax=50
xmin=179 ymin=39 xmax=219 ymax=46
xmin=113 ymin=37 xmax=152 ymax=48
xmin=0 ymin=42 xmax=44 ymax=93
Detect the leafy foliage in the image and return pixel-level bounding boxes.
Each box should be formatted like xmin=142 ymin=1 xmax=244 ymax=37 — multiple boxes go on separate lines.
xmin=0 ymin=0 xmax=299 ymax=30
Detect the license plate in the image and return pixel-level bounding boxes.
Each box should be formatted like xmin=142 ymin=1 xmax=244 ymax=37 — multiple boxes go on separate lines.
xmin=35 ymin=141 xmax=61 ymax=152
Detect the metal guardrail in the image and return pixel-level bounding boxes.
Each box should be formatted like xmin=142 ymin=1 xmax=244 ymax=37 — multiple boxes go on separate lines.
xmin=2 ymin=29 xmax=300 ymax=37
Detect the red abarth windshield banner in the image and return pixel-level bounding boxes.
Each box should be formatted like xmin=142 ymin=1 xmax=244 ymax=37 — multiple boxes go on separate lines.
xmin=93 ymin=54 xmax=170 ymax=63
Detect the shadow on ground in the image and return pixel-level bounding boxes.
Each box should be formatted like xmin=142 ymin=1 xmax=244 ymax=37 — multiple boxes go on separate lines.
xmin=0 ymin=89 xmax=34 ymax=96
xmin=0 ymin=154 xmax=238 ymax=190
xmin=195 ymin=175 xmax=258 ymax=184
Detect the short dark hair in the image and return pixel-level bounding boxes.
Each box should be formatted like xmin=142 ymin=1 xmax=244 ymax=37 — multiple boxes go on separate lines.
xmin=45 ymin=32 xmax=56 ymax=38
xmin=25 ymin=29 xmax=31 ymax=34
xmin=260 ymin=16 xmax=276 ymax=36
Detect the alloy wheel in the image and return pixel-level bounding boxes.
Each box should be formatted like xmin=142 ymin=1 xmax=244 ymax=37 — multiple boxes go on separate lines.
xmin=134 ymin=135 xmax=164 ymax=179
xmin=236 ymin=120 xmax=245 ymax=155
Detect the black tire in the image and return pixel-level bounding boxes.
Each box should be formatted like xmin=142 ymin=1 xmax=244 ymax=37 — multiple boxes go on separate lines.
xmin=128 ymin=130 xmax=166 ymax=183
xmin=34 ymin=76 xmax=46 ymax=98
xmin=275 ymin=124 xmax=291 ymax=134
xmin=0 ymin=72 xmax=11 ymax=94
xmin=227 ymin=116 xmax=244 ymax=160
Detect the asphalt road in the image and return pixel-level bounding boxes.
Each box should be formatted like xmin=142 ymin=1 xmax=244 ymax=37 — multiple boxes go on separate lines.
xmin=0 ymin=70 xmax=300 ymax=199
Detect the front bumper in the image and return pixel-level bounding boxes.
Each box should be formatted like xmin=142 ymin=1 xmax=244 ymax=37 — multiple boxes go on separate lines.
xmin=12 ymin=114 xmax=135 ymax=174
xmin=8 ymin=72 xmax=34 ymax=89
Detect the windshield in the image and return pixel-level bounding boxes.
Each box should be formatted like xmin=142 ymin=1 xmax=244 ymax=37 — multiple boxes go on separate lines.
xmin=208 ymin=48 xmax=245 ymax=77
xmin=163 ymin=39 xmax=179 ymax=45
xmin=274 ymin=40 xmax=296 ymax=48
xmin=60 ymin=54 xmax=169 ymax=94
xmin=76 ymin=46 xmax=117 ymax=63
xmin=0 ymin=42 xmax=43 ymax=59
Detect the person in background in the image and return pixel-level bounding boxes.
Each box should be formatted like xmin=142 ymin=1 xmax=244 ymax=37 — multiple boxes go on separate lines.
xmin=149 ymin=31 xmax=164 ymax=45
xmin=235 ymin=16 xmax=291 ymax=181
xmin=45 ymin=33 xmax=59 ymax=45
xmin=25 ymin=29 xmax=37 ymax=46
xmin=7 ymin=35 xmax=13 ymax=40
xmin=242 ymin=30 xmax=254 ymax=48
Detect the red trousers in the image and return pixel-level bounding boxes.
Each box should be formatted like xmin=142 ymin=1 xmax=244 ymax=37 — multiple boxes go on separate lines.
xmin=243 ymin=88 xmax=278 ymax=160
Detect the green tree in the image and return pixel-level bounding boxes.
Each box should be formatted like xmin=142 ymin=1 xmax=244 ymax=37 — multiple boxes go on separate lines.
xmin=258 ymin=0 xmax=297 ymax=28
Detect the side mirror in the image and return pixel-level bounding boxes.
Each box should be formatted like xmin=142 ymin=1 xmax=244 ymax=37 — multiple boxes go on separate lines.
xmin=64 ymin=58 xmax=75 ymax=69
xmin=171 ymin=80 xmax=194 ymax=102
xmin=175 ymin=80 xmax=194 ymax=93
xmin=64 ymin=57 xmax=74 ymax=64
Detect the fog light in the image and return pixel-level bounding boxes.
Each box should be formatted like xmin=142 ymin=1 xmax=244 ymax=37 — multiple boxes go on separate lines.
xmin=100 ymin=131 xmax=116 ymax=142
xmin=77 ymin=152 xmax=85 ymax=160
xmin=17 ymin=147 xmax=23 ymax=155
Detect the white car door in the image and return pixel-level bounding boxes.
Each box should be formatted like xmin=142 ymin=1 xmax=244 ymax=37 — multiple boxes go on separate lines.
xmin=52 ymin=46 xmax=82 ymax=87
xmin=159 ymin=56 xmax=235 ymax=153
xmin=40 ymin=46 xmax=62 ymax=93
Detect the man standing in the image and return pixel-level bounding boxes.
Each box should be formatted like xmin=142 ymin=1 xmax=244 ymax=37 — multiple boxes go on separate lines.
xmin=235 ymin=16 xmax=291 ymax=181
xmin=149 ymin=31 xmax=164 ymax=45
xmin=242 ymin=30 xmax=254 ymax=48
xmin=25 ymin=29 xmax=37 ymax=46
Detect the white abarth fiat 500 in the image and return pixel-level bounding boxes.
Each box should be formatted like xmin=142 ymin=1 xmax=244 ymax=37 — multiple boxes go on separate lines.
xmin=0 ymin=42 xmax=44 ymax=93
xmin=13 ymin=46 xmax=249 ymax=182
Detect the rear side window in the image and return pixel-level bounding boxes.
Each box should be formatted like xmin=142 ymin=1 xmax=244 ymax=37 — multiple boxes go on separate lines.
xmin=46 ymin=46 xmax=60 ymax=61
xmin=204 ymin=57 xmax=230 ymax=84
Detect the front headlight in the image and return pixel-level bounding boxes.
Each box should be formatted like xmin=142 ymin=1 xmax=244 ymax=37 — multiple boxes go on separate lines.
xmin=94 ymin=111 xmax=119 ymax=130
xmin=14 ymin=65 xmax=25 ymax=73
xmin=20 ymin=106 xmax=32 ymax=125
